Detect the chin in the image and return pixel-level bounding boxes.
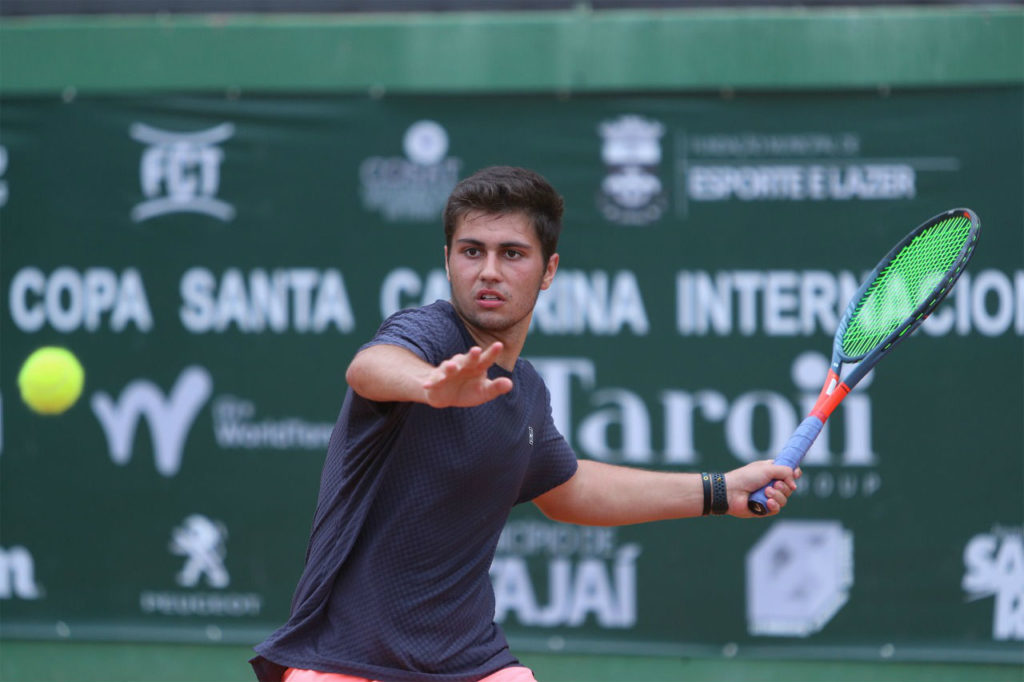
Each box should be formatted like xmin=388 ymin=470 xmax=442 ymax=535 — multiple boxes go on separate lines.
xmin=455 ymin=305 xmax=513 ymax=333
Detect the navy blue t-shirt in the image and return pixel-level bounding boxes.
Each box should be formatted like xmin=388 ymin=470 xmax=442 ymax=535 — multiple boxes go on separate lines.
xmin=252 ymin=300 xmax=578 ymax=682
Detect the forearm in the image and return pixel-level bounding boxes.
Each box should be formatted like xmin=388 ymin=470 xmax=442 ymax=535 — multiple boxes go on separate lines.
xmin=536 ymin=459 xmax=800 ymax=524
xmin=535 ymin=460 xmax=705 ymax=526
xmin=345 ymin=344 xmax=433 ymax=404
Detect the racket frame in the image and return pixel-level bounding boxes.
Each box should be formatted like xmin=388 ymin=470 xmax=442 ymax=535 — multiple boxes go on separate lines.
xmin=821 ymin=207 xmax=981 ymax=413
xmin=747 ymin=207 xmax=981 ymax=515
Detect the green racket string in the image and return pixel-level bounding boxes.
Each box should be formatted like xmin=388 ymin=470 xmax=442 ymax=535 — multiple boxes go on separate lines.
xmin=842 ymin=215 xmax=972 ymax=357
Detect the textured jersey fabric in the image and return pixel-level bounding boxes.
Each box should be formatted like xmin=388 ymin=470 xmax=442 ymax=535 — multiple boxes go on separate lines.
xmin=252 ymin=300 xmax=578 ymax=682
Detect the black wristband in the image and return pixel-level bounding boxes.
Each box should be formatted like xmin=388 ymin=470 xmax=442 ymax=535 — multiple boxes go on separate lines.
xmin=701 ymin=473 xmax=712 ymax=516
xmin=711 ymin=473 xmax=729 ymax=515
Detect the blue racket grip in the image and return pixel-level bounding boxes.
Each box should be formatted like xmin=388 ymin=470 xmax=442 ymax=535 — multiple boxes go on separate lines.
xmin=747 ymin=416 xmax=824 ymax=516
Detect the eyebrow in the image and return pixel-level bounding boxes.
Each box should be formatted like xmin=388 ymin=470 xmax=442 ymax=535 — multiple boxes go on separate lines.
xmin=455 ymin=238 xmax=534 ymax=250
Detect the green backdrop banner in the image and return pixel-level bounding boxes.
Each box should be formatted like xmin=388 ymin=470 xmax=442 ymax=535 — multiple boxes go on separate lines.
xmin=1 ymin=89 xmax=1021 ymax=664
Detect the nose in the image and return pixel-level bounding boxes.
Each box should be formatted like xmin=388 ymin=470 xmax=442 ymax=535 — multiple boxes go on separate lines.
xmin=480 ymin=251 xmax=502 ymax=281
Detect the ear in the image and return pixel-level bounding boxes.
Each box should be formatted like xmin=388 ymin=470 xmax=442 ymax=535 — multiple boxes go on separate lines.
xmin=540 ymin=253 xmax=559 ymax=291
xmin=444 ymin=245 xmax=451 ymax=281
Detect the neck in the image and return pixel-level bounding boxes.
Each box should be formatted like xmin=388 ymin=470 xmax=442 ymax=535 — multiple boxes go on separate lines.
xmin=453 ymin=307 xmax=530 ymax=372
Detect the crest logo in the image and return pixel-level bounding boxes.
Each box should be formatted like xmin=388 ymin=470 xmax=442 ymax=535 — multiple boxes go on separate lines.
xmin=359 ymin=120 xmax=461 ymax=222
xmin=171 ymin=514 xmax=230 ymax=589
xmin=597 ymin=115 xmax=667 ymax=226
xmin=131 ymin=123 xmax=236 ymax=222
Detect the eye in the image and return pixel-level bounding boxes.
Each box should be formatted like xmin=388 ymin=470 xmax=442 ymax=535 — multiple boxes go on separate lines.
xmin=505 ymin=249 xmax=523 ymax=259
xmin=463 ymin=247 xmax=480 ymax=257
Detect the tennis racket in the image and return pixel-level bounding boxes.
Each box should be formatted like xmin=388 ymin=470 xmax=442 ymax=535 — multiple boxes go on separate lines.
xmin=748 ymin=208 xmax=981 ymax=515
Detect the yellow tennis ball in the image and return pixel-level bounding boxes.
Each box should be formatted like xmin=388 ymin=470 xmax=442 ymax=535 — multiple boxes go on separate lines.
xmin=17 ymin=346 xmax=85 ymax=415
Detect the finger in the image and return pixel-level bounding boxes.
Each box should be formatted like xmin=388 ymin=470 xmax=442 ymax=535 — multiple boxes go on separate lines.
xmin=478 ymin=342 xmax=504 ymax=365
xmin=487 ymin=377 xmax=514 ymax=397
xmin=452 ymin=349 xmax=484 ymax=374
xmin=774 ymin=480 xmax=794 ymax=498
xmin=424 ymin=358 xmax=460 ymax=388
xmin=422 ymin=368 xmax=448 ymax=390
xmin=767 ymin=464 xmax=799 ymax=488
xmin=766 ymin=486 xmax=787 ymax=510
xmin=774 ymin=478 xmax=796 ymax=495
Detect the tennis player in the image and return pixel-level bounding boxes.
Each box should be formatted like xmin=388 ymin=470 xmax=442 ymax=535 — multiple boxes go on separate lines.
xmin=251 ymin=166 xmax=800 ymax=682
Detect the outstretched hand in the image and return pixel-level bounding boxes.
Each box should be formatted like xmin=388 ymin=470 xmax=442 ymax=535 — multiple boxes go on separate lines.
xmin=725 ymin=461 xmax=802 ymax=518
xmin=422 ymin=343 xmax=513 ymax=408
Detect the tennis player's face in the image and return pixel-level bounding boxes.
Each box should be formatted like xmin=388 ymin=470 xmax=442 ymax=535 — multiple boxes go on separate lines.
xmin=445 ymin=211 xmax=558 ymax=342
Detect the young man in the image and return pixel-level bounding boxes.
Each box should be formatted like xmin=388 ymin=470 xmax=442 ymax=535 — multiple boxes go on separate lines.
xmin=251 ymin=166 xmax=799 ymax=682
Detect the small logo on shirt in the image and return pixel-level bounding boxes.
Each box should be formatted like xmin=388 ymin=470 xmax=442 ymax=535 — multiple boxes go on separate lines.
xmin=528 ymin=426 xmax=534 ymax=446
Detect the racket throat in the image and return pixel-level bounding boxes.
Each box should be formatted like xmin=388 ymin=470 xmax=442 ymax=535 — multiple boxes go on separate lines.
xmin=811 ymin=369 xmax=850 ymax=421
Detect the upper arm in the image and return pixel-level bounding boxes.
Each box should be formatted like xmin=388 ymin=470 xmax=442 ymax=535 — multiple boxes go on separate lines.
xmin=532 ymin=463 xmax=585 ymax=523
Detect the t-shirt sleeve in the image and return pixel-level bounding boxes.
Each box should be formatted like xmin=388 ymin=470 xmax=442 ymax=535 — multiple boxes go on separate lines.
xmin=360 ymin=303 xmax=459 ymax=366
xmin=516 ymin=384 xmax=578 ymax=505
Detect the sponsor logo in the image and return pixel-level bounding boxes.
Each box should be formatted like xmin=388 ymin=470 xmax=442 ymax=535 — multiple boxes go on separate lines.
xmin=676 ymin=131 xmax=959 ymax=216
xmin=171 ymin=514 xmax=230 ymax=589
xmin=597 ymin=115 xmax=667 ymax=226
xmin=530 ymin=352 xmax=879 ymax=473
xmin=91 ymin=366 xmax=333 ymax=476
xmin=140 ymin=515 xmax=262 ymax=618
xmin=491 ymin=520 xmax=640 ymax=629
xmin=746 ymin=520 xmax=854 ymax=636
xmin=963 ymin=526 xmax=1024 ymax=641
xmin=92 ymin=367 xmax=213 ymax=478
xmin=359 ymin=120 xmax=461 ymax=222
xmin=212 ymin=396 xmax=333 ymax=451
xmin=0 ymin=546 xmax=42 ymax=600
xmin=131 ymin=122 xmax=235 ymax=222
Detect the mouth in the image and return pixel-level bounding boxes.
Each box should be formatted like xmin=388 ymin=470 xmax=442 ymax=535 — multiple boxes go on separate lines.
xmin=476 ymin=290 xmax=505 ymax=308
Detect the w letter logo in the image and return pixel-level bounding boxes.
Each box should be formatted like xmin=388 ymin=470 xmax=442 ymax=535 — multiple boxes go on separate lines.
xmin=91 ymin=367 xmax=213 ymax=477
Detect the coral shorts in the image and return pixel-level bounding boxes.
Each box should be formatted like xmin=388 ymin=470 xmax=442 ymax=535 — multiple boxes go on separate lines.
xmin=282 ymin=665 xmax=538 ymax=682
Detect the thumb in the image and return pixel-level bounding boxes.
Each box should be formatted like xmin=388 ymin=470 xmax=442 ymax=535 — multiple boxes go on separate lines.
xmin=487 ymin=376 xmax=514 ymax=397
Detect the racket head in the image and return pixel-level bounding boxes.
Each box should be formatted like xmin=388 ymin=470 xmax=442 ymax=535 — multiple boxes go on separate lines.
xmin=834 ymin=208 xmax=980 ymax=365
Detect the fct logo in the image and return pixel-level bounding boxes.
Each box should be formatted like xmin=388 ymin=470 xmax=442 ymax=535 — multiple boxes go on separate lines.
xmin=131 ymin=123 xmax=235 ymax=222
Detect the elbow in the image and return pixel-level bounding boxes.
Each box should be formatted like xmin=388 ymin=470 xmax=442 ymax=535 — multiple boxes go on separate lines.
xmin=536 ymin=502 xmax=567 ymax=524
xmin=345 ymin=356 xmax=367 ymax=396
